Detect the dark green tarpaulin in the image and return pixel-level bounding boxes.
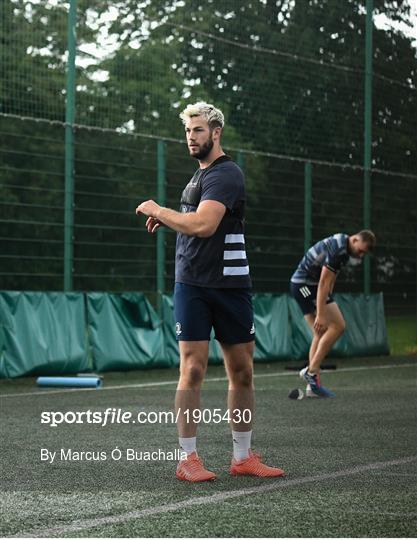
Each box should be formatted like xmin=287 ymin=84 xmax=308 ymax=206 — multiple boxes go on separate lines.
xmin=253 ymin=294 xmax=292 ymax=360
xmin=288 ymin=292 xmax=390 ymax=359
xmin=0 ymin=291 xmax=89 ymax=378
xmin=0 ymin=291 xmax=389 ymax=378
xmin=86 ymin=292 xmax=168 ymax=372
xmin=331 ymin=293 xmax=390 ymax=357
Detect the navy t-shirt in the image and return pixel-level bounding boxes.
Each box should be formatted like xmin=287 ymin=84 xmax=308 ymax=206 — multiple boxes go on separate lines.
xmin=175 ymin=155 xmax=252 ymax=288
xmin=291 ymin=233 xmax=350 ymax=285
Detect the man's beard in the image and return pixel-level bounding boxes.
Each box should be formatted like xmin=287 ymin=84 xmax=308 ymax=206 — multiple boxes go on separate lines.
xmin=190 ymin=137 xmax=214 ymax=160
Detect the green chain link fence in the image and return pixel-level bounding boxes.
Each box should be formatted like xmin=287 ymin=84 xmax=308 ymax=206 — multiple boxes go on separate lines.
xmin=0 ymin=0 xmax=416 ymax=318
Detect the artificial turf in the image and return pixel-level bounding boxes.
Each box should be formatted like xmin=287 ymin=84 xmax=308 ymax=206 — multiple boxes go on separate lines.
xmin=1 ymin=355 xmax=416 ymax=537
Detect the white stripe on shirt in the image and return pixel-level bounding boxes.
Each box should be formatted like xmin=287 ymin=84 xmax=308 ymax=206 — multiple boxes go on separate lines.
xmin=223 ymin=250 xmax=247 ymax=260
xmin=225 ymin=234 xmax=245 ymax=244
xmin=223 ymin=266 xmax=250 ymax=276
xmin=310 ymin=246 xmax=318 ymax=259
xmin=335 ymin=233 xmax=344 ymax=247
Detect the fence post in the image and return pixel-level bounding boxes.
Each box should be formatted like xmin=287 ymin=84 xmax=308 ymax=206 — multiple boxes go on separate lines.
xmin=363 ymin=0 xmax=373 ymax=295
xmin=304 ymin=162 xmax=312 ymax=252
xmin=64 ymin=0 xmax=77 ymax=291
xmin=157 ymin=140 xmax=166 ymax=318
xmin=236 ymin=150 xmax=244 ymax=171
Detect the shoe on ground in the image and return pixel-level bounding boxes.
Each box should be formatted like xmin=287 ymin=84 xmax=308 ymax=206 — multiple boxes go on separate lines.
xmin=299 ymin=367 xmax=336 ymax=398
xmin=306 ymin=383 xmax=319 ymax=398
xmin=230 ymin=450 xmax=285 ymax=477
xmin=176 ymin=451 xmax=217 ymax=482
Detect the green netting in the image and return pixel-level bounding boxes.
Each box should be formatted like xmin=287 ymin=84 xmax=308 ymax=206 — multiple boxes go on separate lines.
xmin=0 ymin=120 xmax=65 ymax=291
xmin=0 ymin=114 xmax=415 ymax=312
xmin=73 ymin=129 xmax=159 ymax=293
xmin=0 ymin=0 xmax=67 ymax=121
xmin=0 ymin=0 xmax=416 ymax=316
xmin=370 ymin=171 xmax=417 ymax=314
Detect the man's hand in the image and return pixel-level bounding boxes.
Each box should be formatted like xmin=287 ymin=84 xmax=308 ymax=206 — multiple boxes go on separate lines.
xmin=145 ymin=216 xmax=163 ymax=234
xmin=135 ymin=198 xmax=225 ymax=237
xmin=314 ymin=266 xmax=337 ymax=336
xmin=136 ymin=199 xmax=161 ymax=218
xmin=136 ymin=200 xmax=163 ymax=234
xmin=313 ymin=313 xmax=328 ymax=336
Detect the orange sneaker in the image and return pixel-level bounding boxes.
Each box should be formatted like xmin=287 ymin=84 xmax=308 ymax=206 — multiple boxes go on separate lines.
xmin=230 ymin=451 xmax=285 ymax=477
xmin=176 ymin=452 xmax=217 ymax=482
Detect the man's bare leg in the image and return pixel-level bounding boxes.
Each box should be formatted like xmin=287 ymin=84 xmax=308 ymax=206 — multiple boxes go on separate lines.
xmin=175 ymin=340 xmax=217 ymax=481
xmin=305 ymin=313 xmax=320 ymax=367
xmin=175 ymin=340 xmax=209 ymax=438
xmin=309 ymin=303 xmax=345 ymax=373
xmin=221 ymin=341 xmax=254 ymax=434
xmin=222 ymin=341 xmax=285 ymax=477
xmin=301 ymin=304 xmax=345 ymax=396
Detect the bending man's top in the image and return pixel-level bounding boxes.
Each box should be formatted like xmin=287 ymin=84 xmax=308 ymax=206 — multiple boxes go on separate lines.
xmin=291 ymin=233 xmax=351 ymax=285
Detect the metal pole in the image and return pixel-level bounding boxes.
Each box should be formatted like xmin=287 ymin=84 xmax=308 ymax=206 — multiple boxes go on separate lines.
xmin=156 ymin=140 xmax=166 ymax=317
xmin=304 ymin=162 xmax=312 ymax=252
xmin=236 ymin=150 xmax=244 ymax=171
xmin=64 ymin=0 xmax=77 ymax=291
xmin=363 ymin=0 xmax=373 ymax=295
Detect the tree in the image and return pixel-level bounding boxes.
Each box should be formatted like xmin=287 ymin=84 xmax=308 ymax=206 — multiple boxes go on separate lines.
xmin=87 ymin=0 xmax=416 ymax=171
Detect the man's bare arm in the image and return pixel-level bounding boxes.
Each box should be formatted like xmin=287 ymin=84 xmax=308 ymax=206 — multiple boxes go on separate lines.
xmin=314 ymin=266 xmax=337 ymax=335
xmin=136 ymin=199 xmax=226 ymax=237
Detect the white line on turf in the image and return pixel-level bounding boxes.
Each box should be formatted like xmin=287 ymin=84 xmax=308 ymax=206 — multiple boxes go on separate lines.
xmin=370 ymin=472 xmax=417 ymax=477
xmin=0 ymin=362 xmax=415 ymax=398
xmin=17 ymin=455 xmax=417 ymax=538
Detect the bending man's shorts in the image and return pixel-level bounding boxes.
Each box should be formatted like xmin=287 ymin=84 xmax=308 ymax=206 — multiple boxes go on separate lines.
xmin=290 ymin=281 xmax=335 ymax=315
xmin=174 ymin=282 xmax=255 ymax=344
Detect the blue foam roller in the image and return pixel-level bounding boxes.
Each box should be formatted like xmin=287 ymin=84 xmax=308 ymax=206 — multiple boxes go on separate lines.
xmin=36 ymin=376 xmax=102 ymax=388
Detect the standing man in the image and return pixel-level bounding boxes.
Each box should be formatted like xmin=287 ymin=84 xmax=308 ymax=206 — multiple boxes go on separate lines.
xmin=136 ymin=102 xmax=284 ymax=482
xmin=290 ymin=231 xmax=376 ymax=397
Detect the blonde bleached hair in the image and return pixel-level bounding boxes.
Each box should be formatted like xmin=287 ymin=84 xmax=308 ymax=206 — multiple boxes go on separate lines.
xmin=179 ymin=102 xmax=224 ymax=129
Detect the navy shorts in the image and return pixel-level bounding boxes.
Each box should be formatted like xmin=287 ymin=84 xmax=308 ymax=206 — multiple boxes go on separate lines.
xmin=174 ymin=283 xmax=255 ymax=344
xmin=290 ymin=281 xmax=335 ymax=315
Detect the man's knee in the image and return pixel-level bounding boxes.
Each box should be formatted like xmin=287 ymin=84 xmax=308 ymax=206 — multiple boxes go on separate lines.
xmin=179 ymin=349 xmax=207 ymax=386
xmin=180 ymin=363 xmax=206 ymax=385
xmin=229 ymin=364 xmax=253 ymax=388
xmin=179 ymin=342 xmax=209 ymax=385
xmin=331 ymin=319 xmax=346 ymax=337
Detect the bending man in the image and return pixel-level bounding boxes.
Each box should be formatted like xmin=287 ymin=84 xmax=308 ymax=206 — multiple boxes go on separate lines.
xmin=290 ymin=231 xmax=376 ymax=397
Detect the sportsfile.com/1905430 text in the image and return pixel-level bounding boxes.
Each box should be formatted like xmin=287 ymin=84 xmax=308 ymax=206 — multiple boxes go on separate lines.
xmin=40 ymin=407 xmax=252 ymax=427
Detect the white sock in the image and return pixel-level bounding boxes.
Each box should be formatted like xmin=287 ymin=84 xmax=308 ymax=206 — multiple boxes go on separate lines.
xmin=179 ymin=436 xmax=196 ymax=456
xmin=232 ymin=430 xmax=252 ymax=461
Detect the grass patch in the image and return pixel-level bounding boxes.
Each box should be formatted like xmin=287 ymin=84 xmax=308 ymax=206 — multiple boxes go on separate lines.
xmin=386 ymin=315 xmax=417 ymax=355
